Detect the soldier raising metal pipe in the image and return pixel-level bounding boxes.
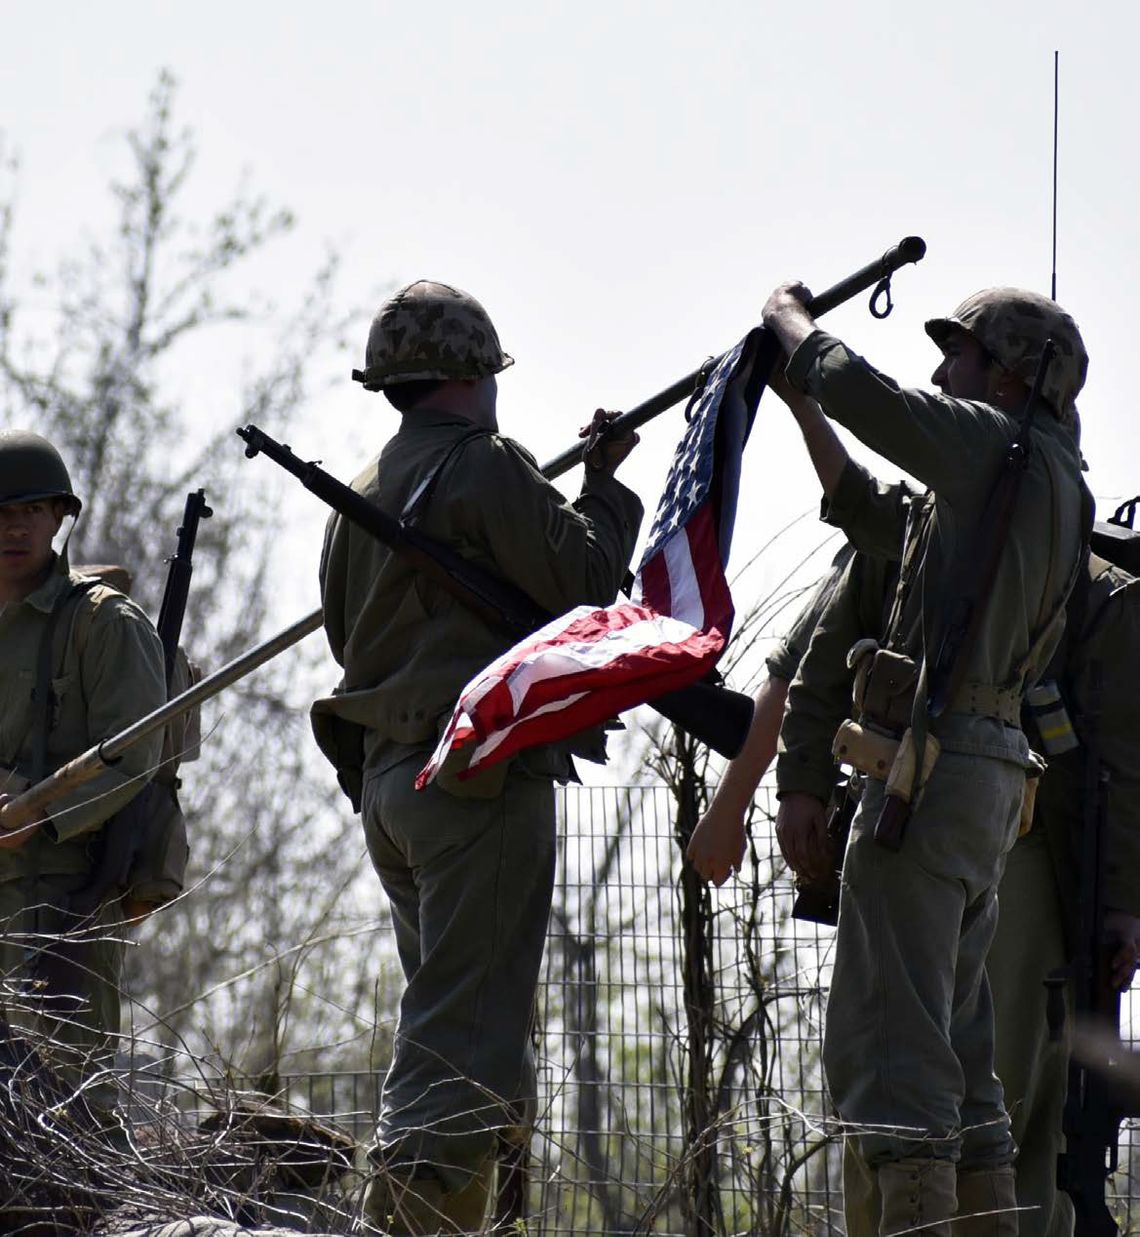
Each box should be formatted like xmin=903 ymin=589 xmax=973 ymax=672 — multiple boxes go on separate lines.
xmin=747 ymin=285 xmax=1089 ymax=1236
xmin=312 ymin=280 xmax=643 ymax=1234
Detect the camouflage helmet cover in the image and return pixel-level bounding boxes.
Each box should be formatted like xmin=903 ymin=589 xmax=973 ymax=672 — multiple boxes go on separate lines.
xmin=352 ymin=280 xmax=515 ymax=391
xmin=0 ymin=430 xmax=81 ymax=513
xmin=925 ymin=287 xmax=1088 ymax=419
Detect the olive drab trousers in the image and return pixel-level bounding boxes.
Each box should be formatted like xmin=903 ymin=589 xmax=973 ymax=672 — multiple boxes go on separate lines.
xmin=824 ymin=740 xmax=1025 ymax=1171
xmin=361 ymin=751 xmax=556 ymax=1196
xmin=986 ymin=827 xmax=1073 ymax=1237
xmin=839 ymin=826 xmax=1074 ymax=1237
xmin=0 ymin=873 xmax=124 ymax=1097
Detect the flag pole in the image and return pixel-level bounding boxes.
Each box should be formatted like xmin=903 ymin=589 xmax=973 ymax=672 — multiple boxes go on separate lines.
xmin=540 ymin=235 xmax=926 ymax=480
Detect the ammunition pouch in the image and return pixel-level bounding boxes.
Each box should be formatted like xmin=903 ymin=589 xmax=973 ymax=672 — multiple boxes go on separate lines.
xmin=433 ymin=743 xmax=511 ymax=801
xmin=851 ymin=644 xmax=1024 ymax=731
xmin=852 ymin=647 xmax=919 ymax=734
xmin=311 ymin=710 xmax=366 ymax=813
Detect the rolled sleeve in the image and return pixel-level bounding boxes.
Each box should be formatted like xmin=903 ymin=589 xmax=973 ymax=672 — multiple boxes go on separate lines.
xmin=821 ymin=459 xmax=911 ymax=561
xmin=776 ymin=553 xmax=892 ymax=803
xmin=766 ymin=543 xmax=857 ymax=683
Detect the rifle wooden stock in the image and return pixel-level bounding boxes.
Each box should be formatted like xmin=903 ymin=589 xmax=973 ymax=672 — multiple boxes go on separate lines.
xmin=540 ymin=235 xmax=927 ymax=480
xmin=0 ymin=609 xmax=323 ymax=835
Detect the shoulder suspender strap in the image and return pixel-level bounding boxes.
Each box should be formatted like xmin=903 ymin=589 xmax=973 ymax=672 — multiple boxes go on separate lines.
xmin=399 ymin=428 xmax=494 ymax=527
xmin=29 ymin=579 xmax=101 ymax=782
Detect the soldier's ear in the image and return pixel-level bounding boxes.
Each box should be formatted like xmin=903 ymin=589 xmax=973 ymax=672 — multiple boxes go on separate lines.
xmin=989 ymin=368 xmax=1029 ymax=412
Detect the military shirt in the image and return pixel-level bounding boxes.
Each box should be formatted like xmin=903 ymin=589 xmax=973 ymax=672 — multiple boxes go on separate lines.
xmin=0 ymin=558 xmax=166 ymax=879
xmin=786 ymin=331 xmax=1084 ymax=759
xmin=314 ymin=410 xmax=643 ymax=779
xmin=776 ymin=534 xmax=1140 ymax=930
xmin=765 ymin=542 xmax=856 ymax=683
xmin=776 ymin=549 xmax=896 ymax=802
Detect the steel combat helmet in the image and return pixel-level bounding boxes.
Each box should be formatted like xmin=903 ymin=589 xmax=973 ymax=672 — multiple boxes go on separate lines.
xmin=925 ymin=288 xmax=1088 ymax=420
xmin=351 ymin=280 xmax=515 ymax=391
xmin=0 ymin=430 xmax=81 ymax=514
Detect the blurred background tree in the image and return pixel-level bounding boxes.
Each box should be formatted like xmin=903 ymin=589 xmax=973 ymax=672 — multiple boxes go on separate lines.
xmin=0 ymin=70 xmax=397 ymax=1086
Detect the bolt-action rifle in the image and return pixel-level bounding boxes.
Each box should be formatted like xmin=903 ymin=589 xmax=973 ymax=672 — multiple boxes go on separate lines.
xmin=237 ymin=425 xmax=755 ymax=758
xmin=241 ymin=236 xmax=929 ymax=762
xmin=67 ymin=490 xmax=213 ymax=916
xmin=0 ymin=611 xmax=323 ymax=836
xmin=792 ymin=774 xmax=859 ymax=925
xmin=156 ymin=489 xmax=213 ymax=683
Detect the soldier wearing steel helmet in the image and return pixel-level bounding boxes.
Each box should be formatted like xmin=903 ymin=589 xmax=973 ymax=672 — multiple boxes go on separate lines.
xmin=758 ymin=284 xmax=1087 ymax=1236
xmin=0 ymin=431 xmax=165 ymax=1097
xmin=313 ymin=280 xmax=643 ymax=1234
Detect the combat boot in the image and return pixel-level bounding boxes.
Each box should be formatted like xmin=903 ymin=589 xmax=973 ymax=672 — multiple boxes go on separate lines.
xmin=878 ymin=1156 xmax=957 ymax=1237
xmin=841 ymin=1139 xmax=880 ymax=1237
xmin=362 ymin=1157 xmax=494 ymax=1235
xmin=954 ymin=1165 xmax=1019 ymax=1235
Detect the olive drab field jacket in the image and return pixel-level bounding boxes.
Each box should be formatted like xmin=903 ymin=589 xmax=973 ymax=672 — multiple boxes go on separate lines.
xmin=0 ymin=558 xmax=166 ymax=881
xmin=1033 ymin=554 xmax=1140 ymax=937
xmin=786 ymin=334 xmax=1084 ymax=768
xmin=313 ymin=411 xmax=643 ymax=804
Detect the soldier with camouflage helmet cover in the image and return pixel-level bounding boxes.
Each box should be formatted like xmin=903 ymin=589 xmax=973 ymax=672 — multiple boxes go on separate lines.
xmin=758 ymin=283 xmax=1087 ymax=1235
xmin=0 ymin=431 xmax=166 ymax=1103
xmin=925 ymin=287 xmax=1088 ymax=429
xmin=314 ymin=280 xmax=643 ymax=1233
xmin=352 ymin=279 xmax=515 ymax=391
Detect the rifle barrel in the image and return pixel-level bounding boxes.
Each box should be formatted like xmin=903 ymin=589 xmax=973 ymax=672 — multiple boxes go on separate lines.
xmin=0 ymin=609 xmax=323 ymax=834
xmin=540 ymin=235 xmax=926 ymax=480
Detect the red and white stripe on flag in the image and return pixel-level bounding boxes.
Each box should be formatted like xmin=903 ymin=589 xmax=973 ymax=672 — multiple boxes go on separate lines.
xmin=416 ymin=330 xmax=766 ymax=790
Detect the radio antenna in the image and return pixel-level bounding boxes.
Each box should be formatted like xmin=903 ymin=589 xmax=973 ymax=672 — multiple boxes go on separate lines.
xmin=1051 ymin=50 xmax=1059 ymax=301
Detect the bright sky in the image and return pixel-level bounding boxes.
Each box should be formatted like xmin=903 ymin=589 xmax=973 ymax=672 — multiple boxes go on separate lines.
xmin=3 ymin=1 xmax=1137 ymax=667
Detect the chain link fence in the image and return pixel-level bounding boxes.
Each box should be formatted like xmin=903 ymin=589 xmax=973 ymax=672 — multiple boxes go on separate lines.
xmin=277 ymin=782 xmax=1139 ymax=1235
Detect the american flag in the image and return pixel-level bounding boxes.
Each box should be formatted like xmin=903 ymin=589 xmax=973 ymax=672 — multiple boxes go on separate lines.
xmin=416 ymin=329 xmax=770 ymax=789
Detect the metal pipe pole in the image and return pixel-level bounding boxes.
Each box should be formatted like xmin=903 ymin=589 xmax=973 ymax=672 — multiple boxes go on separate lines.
xmin=0 ymin=608 xmax=323 ymax=833
xmin=540 ymin=234 xmax=927 ymax=480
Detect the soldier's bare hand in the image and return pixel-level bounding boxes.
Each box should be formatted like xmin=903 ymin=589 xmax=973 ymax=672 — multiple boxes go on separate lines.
xmin=763 ymin=282 xmax=817 ymax=357
xmin=686 ymin=803 xmax=747 ymax=886
xmin=580 ymin=408 xmax=639 ymax=474
xmin=762 ymin=282 xmax=812 ymax=326
xmin=1105 ymin=909 xmax=1140 ymax=990
xmin=775 ymin=793 xmax=831 ymax=882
